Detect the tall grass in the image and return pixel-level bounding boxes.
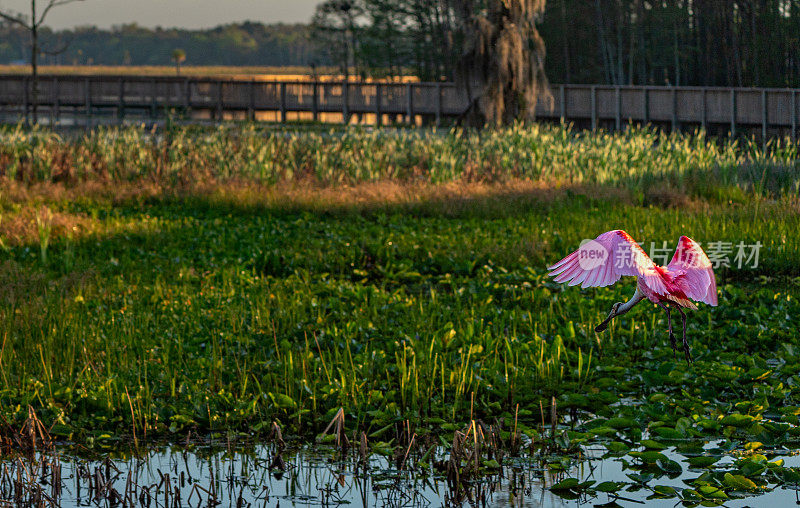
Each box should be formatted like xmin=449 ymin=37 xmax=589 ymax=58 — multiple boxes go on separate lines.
xmin=1 ymin=123 xmax=799 ymax=197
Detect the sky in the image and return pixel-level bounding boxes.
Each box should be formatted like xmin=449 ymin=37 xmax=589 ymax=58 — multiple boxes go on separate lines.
xmin=0 ymin=0 xmax=320 ymax=30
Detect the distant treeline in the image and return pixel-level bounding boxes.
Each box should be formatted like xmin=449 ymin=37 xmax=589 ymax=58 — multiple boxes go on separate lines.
xmin=0 ymin=22 xmax=321 ymax=67
xmin=541 ymin=0 xmax=800 ymax=88
xmin=311 ymin=0 xmax=800 ymax=88
xmin=3 ymin=0 xmax=800 ymax=89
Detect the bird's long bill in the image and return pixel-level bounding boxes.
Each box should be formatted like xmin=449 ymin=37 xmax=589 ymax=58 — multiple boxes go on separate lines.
xmin=595 ymin=310 xmax=615 ymax=333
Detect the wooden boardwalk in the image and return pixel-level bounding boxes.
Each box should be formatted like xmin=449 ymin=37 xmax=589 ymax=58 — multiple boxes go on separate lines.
xmin=0 ymin=74 xmax=798 ymax=138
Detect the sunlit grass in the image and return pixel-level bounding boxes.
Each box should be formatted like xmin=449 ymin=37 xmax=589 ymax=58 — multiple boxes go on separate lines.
xmin=1 ymin=123 xmax=798 ymax=197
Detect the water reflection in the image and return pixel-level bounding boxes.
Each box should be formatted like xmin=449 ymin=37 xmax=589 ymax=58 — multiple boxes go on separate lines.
xmin=3 ymin=441 xmax=800 ymax=507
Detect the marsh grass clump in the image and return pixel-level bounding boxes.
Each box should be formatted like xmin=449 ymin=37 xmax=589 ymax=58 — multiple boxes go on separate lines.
xmin=0 ymin=406 xmax=53 ymax=454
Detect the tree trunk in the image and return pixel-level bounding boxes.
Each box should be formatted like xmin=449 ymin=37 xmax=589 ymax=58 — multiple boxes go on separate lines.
xmin=673 ymin=18 xmax=680 ymax=86
xmin=31 ymin=0 xmax=38 ymax=124
xmin=595 ymin=0 xmax=613 ymax=84
xmin=561 ymin=0 xmax=570 ymax=83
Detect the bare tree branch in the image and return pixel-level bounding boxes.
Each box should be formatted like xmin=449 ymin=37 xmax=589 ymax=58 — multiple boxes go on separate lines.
xmin=1 ymin=0 xmax=86 ymax=124
xmin=37 ymin=0 xmax=83 ymax=26
xmin=41 ymin=33 xmax=75 ymax=55
xmin=0 ymin=10 xmax=30 ymax=28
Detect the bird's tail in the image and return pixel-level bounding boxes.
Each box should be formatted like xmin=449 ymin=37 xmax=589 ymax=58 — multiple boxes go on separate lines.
xmin=665 ymin=294 xmax=698 ymax=310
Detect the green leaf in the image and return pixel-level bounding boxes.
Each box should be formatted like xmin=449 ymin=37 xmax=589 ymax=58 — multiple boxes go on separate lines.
xmin=687 ymin=456 xmax=719 ymax=468
xmin=590 ymin=426 xmax=618 ymax=437
xmin=652 ymin=426 xmax=685 ymax=439
xmin=630 ymin=450 xmax=668 ymax=463
xmin=652 ymin=485 xmax=678 ymax=498
xmin=657 ymin=458 xmax=683 ymax=474
xmin=720 ymin=413 xmax=755 ymax=427
xmin=550 ymin=478 xmax=580 ymax=491
xmin=768 ymin=459 xmax=785 ymax=468
xmin=606 ymin=417 xmax=637 ymax=430
xmin=595 ymin=481 xmax=624 ymax=493
xmin=779 ymin=467 xmax=800 ymax=484
xmin=268 ymin=392 xmax=297 ymax=409
xmin=723 ymin=473 xmax=757 ymax=491
xmin=641 ymin=439 xmax=668 ymax=450
xmin=605 ymin=441 xmax=630 ymax=453
xmin=50 ymin=423 xmax=74 ymax=437
xmin=627 ymin=473 xmax=654 ymax=483
xmin=697 ymin=485 xmax=728 ymax=499
xmin=737 ymin=459 xmax=768 ymax=477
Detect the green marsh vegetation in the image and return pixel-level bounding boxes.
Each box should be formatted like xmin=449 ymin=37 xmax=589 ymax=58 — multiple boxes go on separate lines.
xmin=1 ymin=123 xmax=800 ymax=503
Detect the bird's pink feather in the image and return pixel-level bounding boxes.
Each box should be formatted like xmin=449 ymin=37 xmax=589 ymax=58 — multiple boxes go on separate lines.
xmin=547 ymin=230 xmax=718 ymax=308
xmin=666 ymin=236 xmax=718 ymax=306
xmin=548 ymin=230 xmax=667 ymax=295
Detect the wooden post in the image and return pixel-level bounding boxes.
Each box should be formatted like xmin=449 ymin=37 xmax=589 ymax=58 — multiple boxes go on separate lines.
xmin=730 ymin=89 xmax=736 ymax=137
xmin=248 ymin=80 xmax=256 ymax=121
xmin=150 ymin=79 xmax=157 ymax=119
xmin=184 ymin=78 xmax=191 ymax=119
xmin=280 ymin=82 xmax=287 ymax=122
xmin=216 ymin=80 xmax=223 ymax=121
xmin=23 ymin=76 xmax=29 ymax=123
xmin=701 ymin=88 xmax=707 ymax=130
xmin=406 ymin=83 xmax=413 ymax=124
xmin=375 ymin=83 xmax=382 ymax=126
xmin=792 ymin=90 xmax=797 ymax=143
xmin=52 ymin=76 xmax=59 ymax=126
xmin=560 ymin=85 xmax=566 ymax=122
xmin=671 ymin=87 xmax=677 ymax=132
xmin=643 ymin=87 xmax=649 ymax=125
xmin=342 ymin=81 xmax=349 ymax=124
xmin=590 ymin=85 xmax=597 ymax=129
xmin=436 ymin=83 xmax=442 ymax=126
xmin=761 ymin=89 xmax=768 ymax=143
xmin=312 ymin=81 xmax=319 ymax=122
xmin=614 ymin=86 xmax=621 ymax=131
xmin=118 ymin=78 xmax=125 ymax=123
xmin=48 ymin=78 xmax=53 ymax=126
xmin=84 ymin=77 xmax=91 ymax=129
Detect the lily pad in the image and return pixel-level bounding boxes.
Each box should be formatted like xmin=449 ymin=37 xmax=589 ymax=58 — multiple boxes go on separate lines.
xmin=723 ymin=472 xmax=758 ymax=491
xmin=640 ymin=439 xmax=668 ymax=450
xmin=687 ymin=456 xmax=719 ymax=468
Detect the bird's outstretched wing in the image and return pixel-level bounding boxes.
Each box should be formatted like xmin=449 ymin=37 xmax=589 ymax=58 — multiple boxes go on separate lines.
xmin=666 ymin=236 xmax=718 ymax=306
xmin=547 ymin=230 xmax=668 ymax=295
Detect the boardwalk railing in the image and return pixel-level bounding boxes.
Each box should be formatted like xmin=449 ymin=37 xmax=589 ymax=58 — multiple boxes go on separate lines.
xmin=0 ymin=75 xmax=462 ymax=126
xmin=0 ymin=74 xmax=798 ymax=138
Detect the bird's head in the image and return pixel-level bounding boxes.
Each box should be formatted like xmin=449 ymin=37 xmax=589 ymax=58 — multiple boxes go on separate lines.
xmin=594 ymin=302 xmax=622 ymax=333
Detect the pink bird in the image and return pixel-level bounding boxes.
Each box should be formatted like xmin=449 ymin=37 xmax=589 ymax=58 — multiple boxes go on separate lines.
xmin=547 ymin=230 xmax=718 ymax=363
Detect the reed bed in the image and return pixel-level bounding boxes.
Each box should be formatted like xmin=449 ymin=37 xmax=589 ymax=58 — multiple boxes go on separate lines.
xmin=1 ymin=123 xmax=799 ymax=198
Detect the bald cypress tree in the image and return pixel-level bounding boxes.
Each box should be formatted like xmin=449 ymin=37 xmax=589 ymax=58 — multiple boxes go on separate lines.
xmin=454 ymin=0 xmax=552 ymax=126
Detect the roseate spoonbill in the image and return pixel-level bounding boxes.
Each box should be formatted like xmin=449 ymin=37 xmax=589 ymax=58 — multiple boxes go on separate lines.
xmin=547 ymin=230 xmax=717 ymax=364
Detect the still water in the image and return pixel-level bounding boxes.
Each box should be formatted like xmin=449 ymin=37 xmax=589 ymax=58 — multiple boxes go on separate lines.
xmin=5 ymin=442 xmax=800 ymax=507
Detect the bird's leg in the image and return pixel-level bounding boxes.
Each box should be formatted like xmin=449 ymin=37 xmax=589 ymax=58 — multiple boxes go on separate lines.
xmin=675 ymin=305 xmax=692 ymax=365
xmin=657 ymin=302 xmax=677 ymax=359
